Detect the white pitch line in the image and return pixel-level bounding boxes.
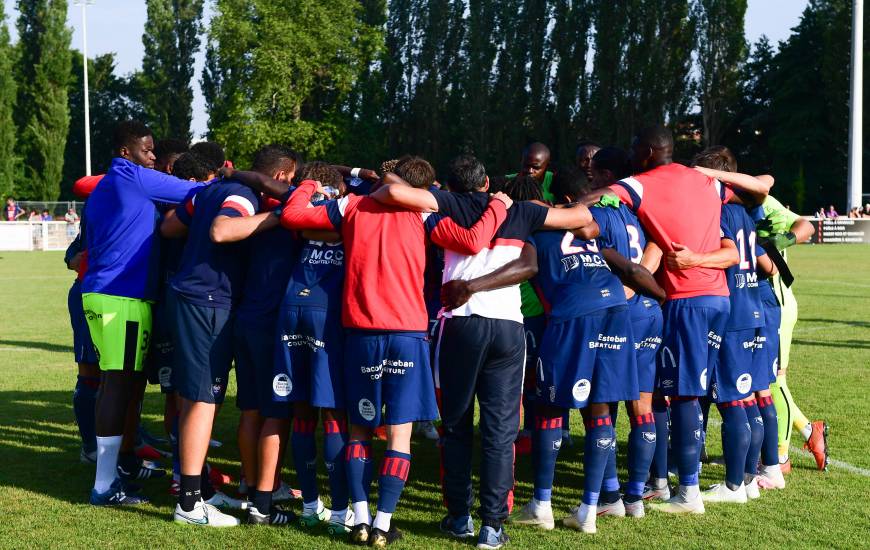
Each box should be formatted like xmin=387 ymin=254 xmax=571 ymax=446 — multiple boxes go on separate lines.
xmin=707 ymin=418 xmax=870 ymax=477
xmin=802 ymin=278 xmax=870 ymax=289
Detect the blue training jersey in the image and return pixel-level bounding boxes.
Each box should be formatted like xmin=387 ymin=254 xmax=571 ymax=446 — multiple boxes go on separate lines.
xmin=281 ymin=238 xmax=345 ymax=311
xmin=236 ymin=225 xmax=300 ymax=322
xmin=592 ymin=203 xmax=663 ymax=319
xmin=170 ymin=180 xmax=260 ymax=309
xmin=527 ymin=230 xmax=626 ymax=322
xmin=83 ymin=157 xmax=202 ymax=300
xmin=720 ymin=204 xmax=766 ymax=331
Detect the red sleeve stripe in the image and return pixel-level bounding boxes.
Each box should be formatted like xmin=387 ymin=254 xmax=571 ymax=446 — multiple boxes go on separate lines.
xmin=222 ymin=194 xmax=255 ymax=216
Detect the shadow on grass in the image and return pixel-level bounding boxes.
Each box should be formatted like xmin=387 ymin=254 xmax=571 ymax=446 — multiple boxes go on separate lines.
xmin=0 ymin=339 xmax=74 ymax=353
xmin=792 ymin=339 xmax=870 ymax=350
xmin=798 ymin=318 xmax=870 ymax=330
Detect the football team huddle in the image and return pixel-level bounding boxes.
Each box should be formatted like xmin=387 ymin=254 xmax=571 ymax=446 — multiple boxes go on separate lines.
xmin=65 ymin=120 xmax=830 ymax=549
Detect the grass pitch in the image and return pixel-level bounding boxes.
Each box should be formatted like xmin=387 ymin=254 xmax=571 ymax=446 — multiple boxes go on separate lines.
xmin=0 ymin=246 xmax=868 ymax=549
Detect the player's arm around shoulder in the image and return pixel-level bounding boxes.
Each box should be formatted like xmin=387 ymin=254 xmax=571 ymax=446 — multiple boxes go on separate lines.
xmin=280 ymin=180 xmax=343 ymax=231
xmin=428 ymin=192 xmax=511 ymax=255
xmin=369 ymin=172 xmax=440 ymax=212
xmin=543 ymin=202 xmax=595 ymax=231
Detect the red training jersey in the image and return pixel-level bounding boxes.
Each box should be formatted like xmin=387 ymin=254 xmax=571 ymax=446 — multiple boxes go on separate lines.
xmin=610 ymin=163 xmax=733 ymax=300
xmin=281 ymin=181 xmax=507 ymax=331
xmin=73 ymin=174 xmax=105 ymax=198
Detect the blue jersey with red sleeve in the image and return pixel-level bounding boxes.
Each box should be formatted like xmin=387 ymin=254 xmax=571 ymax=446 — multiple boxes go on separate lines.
xmin=83 ymin=157 xmax=203 ymax=300
xmin=720 ymin=204 xmax=766 ymax=331
xmin=170 ymin=180 xmax=260 ymax=309
xmin=527 ymin=230 xmax=626 ymax=322
xmin=235 ymin=225 xmax=300 ymax=322
xmin=591 ymin=203 xmax=662 ymax=315
xmin=282 ymin=238 xmax=345 ymax=311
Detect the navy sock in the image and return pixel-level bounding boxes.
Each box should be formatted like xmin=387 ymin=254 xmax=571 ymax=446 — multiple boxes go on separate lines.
xmin=532 ymin=414 xmax=563 ymax=501
xmin=562 ymin=410 xmax=570 ymax=431
xmin=627 ymin=412 xmax=657 ymax=499
xmin=522 ymin=394 xmax=534 ymax=432
xmin=671 ymin=398 xmax=701 ymax=486
xmin=171 ymin=414 xmax=180 ymax=477
xmin=377 ymin=450 xmax=411 ymax=514
xmin=651 ymin=398 xmax=670 ymax=480
xmin=582 ymin=414 xmax=614 ymax=506
xmin=251 ymin=488 xmax=272 ymax=514
xmin=718 ymin=401 xmax=751 ymax=489
xmin=291 ymin=418 xmax=318 ymax=503
xmin=323 ymin=419 xmax=349 ymax=510
xmin=758 ymin=395 xmax=779 ymax=466
xmin=73 ymin=375 xmax=99 ymax=453
xmin=345 ymin=441 xmax=373 ymax=505
xmin=744 ymin=400 xmax=763 ymax=476
xmin=200 ymin=464 xmax=216 ymax=500
xmin=180 ymin=473 xmax=201 ymax=512
xmin=599 ymin=404 xmax=619 ymax=503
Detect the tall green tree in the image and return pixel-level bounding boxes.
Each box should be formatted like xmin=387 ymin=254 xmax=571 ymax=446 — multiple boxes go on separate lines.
xmin=14 ymin=0 xmax=72 ymax=200
xmin=141 ymin=0 xmax=204 ymax=141
xmin=692 ymin=0 xmax=748 ymax=146
xmin=204 ymin=0 xmax=380 ymax=166
xmin=0 ymin=10 xmax=17 ymax=199
xmin=62 ymin=53 xmax=144 ymax=197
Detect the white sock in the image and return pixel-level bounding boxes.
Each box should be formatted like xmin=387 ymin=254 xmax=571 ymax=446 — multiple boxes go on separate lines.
xmin=679 ymin=484 xmax=700 ymax=500
xmin=578 ymin=502 xmax=596 ymax=520
xmin=303 ymin=498 xmax=321 ymax=515
xmin=352 ymin=501 xmax=370 ymax=526
xmin=94 ymin=435 xmax=122 ymax=493
xmin=651 ymin=477 xmax=668 ymax=490
xmin=330 ymin=507 xmax=349 ymax=523
xmin=372 ymin=511 xmax=392 ymax=532
xmin=799 ymin=422 xmax=813 ymax=440
xmin=762 ymin=465 xmax=781 ymax=477
xmin=531 ymin=498 xmax=552 ymax=514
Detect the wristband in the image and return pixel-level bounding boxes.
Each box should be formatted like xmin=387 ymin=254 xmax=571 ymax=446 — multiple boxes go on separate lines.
xmin=350 ymin=167 xmax=361 ymax=178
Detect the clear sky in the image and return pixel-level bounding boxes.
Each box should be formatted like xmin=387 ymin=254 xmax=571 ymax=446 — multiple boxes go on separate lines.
xmin=3 ymin=0 xmax=809 ymax=141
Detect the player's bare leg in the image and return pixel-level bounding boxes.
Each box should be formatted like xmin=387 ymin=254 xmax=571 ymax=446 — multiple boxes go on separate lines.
xmin=248 ymin=416 xmax=293 ymax=525
xmin=237 ymin=409 xmax=262 ymax=496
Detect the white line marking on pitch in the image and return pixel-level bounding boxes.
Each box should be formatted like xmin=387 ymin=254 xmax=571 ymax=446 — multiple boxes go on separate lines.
xmin=707 ymin=418 xmax=870 ymax=477
xmin=802 ymin=279 xmax=870 ymax=289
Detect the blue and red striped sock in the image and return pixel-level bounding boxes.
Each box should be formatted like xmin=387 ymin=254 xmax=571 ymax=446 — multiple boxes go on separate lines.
xmin=583 ymin=414 xmax=614 ymax=506
xmin=718 ymin=401 xmax=750 ymax=489
xmin=627 ymin=412 xmax=657 ymax=499
xmin=377 ymin=450 xmax=411 ymax=514
xmin=323 ymin=419 xmax=349 ymax=511
xmin=600 ymin=404 xmax=619 ymax=503
xmin=757 ymin=395 xmax=779 ymax=466
xmin=743 ymin=399 xmax=763 ymax=476
xmin=291 ymin=418 xmax=318 ymax=504
xmin=532 ymin=415 xmax=563 ymax=502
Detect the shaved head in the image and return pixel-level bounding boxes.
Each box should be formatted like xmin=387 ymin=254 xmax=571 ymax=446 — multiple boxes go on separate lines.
xmin=630 ymin=125 xmax=674 ymax=173
xmin=521 ymin=142 xmax=551 ymax=183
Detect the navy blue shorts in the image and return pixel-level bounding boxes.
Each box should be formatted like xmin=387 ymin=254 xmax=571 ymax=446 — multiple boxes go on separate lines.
xmin=234 ymin=314 xmax=282 ymax=414
xmin=712 ymin=328 xmax=760 ymax=402
xmin=273 ymin=306 xmax=344 ymax=412
xmin=168 ymin=290 xmax=233 ymax=405
xmin=657 ymin=296 xmax=730 ymax=397
xmin=630 ymin=300 xmax=663 ymax=394
xmin=68 ymin=280 xmax=98 ymax=365
xmin=344 ymin=330 xmax=438 ymax=428
xmin=759 ymin=284 xmax=781 ymax=385
xmin=537 ymin=306 xmax=638 ymax=408
xmin=146 ymin=294 xmax=175 ymax=394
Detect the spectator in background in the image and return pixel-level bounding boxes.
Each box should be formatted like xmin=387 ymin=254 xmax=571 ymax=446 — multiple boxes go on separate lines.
xmin=864 ymin=203 xmax=870 ymax=217
xmin=815 ymin=207 xmax=826 ymax=219
xmin=5 ymin=197 xmax=24 ymax=221
xmin=65 ymin=207 xmax=80 ymax=237
xmin=848 ymin=207 xmax=860 ymax=219
xmin=41 ymin=209 xmax=53 ymax=221
xmin=826 ymin=205 xmax=839 ymax=218
xmin=28 ymin=210 xmax=41 ymax=222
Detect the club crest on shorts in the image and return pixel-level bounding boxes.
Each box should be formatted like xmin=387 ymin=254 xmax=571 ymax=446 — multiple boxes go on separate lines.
xmin=736 ymin=373 xmax=752 ymax=394
xmin=358 ymin=398 xmax=376 ymax=421
xmin=272 ymin=374 xmax=292 ymax=397
xmin=700 ymin=368 xmax=708 ymax=390
xmin=158 ymin=366 xmax=172 ymax=387
xmin=572 ymin=378 xmax=591 ymax=402
xmin=642 ymin=431 xmax=656 ymax=443
xmin=694 ymin=429 xmax=702 ymax=441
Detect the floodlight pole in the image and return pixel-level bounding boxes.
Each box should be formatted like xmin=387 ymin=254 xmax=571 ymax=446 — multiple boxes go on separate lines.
xmin=848 ymin=0 xmax=863 ymax=210
xmin=76 ymin=1 xmax=93 ymax=176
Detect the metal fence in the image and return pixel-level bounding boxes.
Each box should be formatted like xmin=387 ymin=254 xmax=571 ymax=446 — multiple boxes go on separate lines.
xmin=13 ymin=201 xmax=85 ymax=220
